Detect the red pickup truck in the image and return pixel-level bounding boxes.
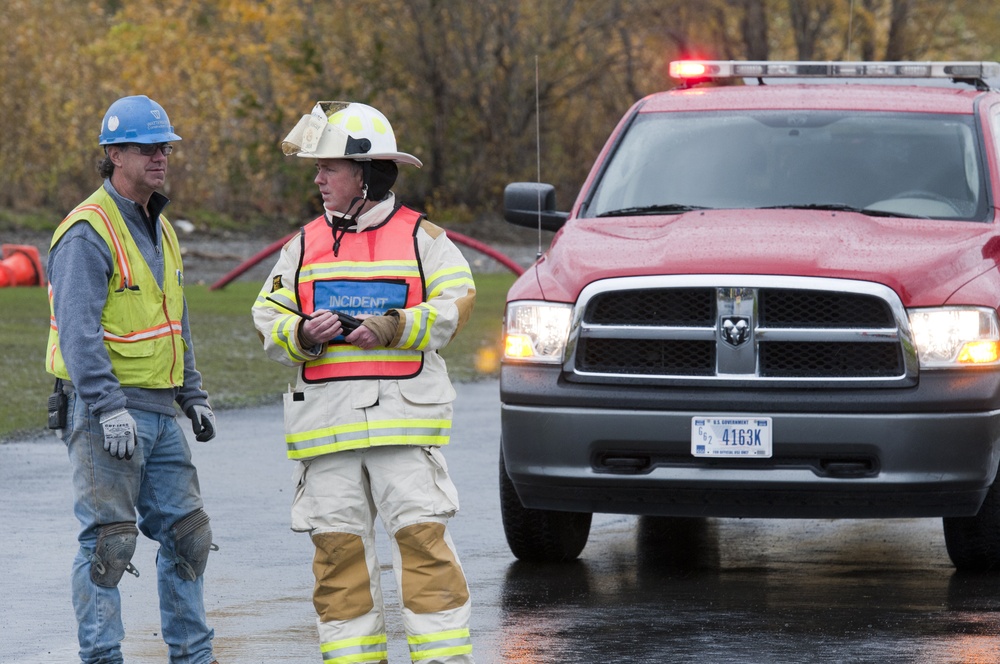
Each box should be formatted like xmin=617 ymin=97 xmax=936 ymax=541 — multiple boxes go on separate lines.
xmin=499 ymin=60 xmax=1000 ymax=570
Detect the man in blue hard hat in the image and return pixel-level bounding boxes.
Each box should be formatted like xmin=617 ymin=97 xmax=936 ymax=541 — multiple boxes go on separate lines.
xmin=45 ymin=95 xmax=220 ymax=664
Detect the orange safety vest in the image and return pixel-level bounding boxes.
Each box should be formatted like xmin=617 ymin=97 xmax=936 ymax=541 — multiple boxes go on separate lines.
xmin=296 ymin=206 xmax=425 ymax=382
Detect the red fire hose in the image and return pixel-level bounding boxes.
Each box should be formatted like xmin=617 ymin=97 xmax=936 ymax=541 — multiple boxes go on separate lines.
xmin=208 ymin=229 xmax=525 ymax=291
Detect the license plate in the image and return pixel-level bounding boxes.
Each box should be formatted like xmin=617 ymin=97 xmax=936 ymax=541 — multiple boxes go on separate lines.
xmin=691 ymin=416 xmax=773 ymax=458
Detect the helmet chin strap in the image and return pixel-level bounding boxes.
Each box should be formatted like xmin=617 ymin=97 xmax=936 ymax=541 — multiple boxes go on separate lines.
xmin=327 ymin=185 xmax=369 ymax=257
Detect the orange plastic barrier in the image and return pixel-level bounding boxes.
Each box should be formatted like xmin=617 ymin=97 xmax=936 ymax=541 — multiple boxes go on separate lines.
xmin=0 ymin=244 xmax=45 ymax=287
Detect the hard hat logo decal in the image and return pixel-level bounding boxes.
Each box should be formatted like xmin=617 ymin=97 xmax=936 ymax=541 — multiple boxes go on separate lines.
xmin=150 ymin=110 xmax=161 ymax=120
xmin=107 ymin=116 xmax=120 ymax=132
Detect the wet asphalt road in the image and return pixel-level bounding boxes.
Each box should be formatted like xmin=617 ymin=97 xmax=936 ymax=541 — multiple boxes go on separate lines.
xmin=4 ymin=379 xmax=1000 ymax=663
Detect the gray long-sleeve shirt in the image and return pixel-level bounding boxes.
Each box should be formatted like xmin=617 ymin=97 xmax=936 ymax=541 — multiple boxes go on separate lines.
xmin=47 ymin=179 xmax=209 ymax=417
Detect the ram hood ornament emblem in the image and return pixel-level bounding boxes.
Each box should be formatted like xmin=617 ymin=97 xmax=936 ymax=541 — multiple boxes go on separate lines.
xmin=722 ymin=316 xmax=750 ymax=347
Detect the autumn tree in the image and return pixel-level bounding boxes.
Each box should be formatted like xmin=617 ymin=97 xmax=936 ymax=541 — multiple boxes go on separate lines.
xmin=3 ymin=0 xmax=1000 ymax=229
xmin=0 ymin=0 xmax=108 ymax=211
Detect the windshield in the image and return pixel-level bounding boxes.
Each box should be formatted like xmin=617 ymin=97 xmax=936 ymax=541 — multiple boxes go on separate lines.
xmin=584 ymin=110 xmax=988 ymax=221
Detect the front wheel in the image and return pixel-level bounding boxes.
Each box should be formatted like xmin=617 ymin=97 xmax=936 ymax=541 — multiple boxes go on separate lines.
xmin=499 ymin=448 xmax=592 ymax=563
xmin=943 ymin=477 xmax=1000 ymax=572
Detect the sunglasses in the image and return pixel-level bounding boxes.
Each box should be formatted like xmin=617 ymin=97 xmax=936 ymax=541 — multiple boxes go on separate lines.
xmin=123 ymin=143 xmax=174 ymax=156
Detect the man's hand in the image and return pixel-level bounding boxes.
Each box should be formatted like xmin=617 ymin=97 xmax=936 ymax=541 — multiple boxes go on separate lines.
xmin=99 ymin=408 xmax=137 ymax=460
xmin=186 ymin=404 xmax=217 ymax=442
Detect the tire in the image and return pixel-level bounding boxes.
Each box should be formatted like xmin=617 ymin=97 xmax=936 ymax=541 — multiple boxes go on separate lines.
xmin=943 ymin=477 xmax=1000 ymax=572
xmin=499 ymin=448 xmax=592 ymax=563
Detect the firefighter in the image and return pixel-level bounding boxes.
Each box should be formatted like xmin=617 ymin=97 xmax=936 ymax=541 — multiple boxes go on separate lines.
xmin=252 ymin=101 xmax=476 ymax=663
xmin=46 ymin=95 xmax=220 ymax=663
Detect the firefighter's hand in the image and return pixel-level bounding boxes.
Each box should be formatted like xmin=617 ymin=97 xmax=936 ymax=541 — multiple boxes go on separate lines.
xmin=346 ymin=324 xmax=380 ymax=350
xmin=299 ymin=309 xmax=343 ymax=346
xmin=100 ymin=408 xmax=137 ymax=460
xmin=186 ymin=404 xmax=217 ymax=442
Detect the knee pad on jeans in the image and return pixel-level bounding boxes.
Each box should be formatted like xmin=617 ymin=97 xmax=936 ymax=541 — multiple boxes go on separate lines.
xmin=90 ymin=522 xmax=139 ymax=588
xmin=171 ymin=508 xmax=216 ymax=581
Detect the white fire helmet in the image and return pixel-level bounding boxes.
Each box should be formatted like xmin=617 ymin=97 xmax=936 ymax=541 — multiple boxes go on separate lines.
xmin=281 ymin=101 xmax=422 ymax=167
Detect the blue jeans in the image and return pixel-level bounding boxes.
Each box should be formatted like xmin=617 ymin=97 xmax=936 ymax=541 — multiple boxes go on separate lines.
xmin=63 ymin=392 xmax=215 ymax=664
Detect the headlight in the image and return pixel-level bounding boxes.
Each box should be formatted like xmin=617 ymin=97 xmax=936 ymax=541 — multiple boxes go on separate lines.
xmin=908 ymin=307 xmax=1000 ymax=368
xmin=503 ymin=301 xmax=573 ymax=363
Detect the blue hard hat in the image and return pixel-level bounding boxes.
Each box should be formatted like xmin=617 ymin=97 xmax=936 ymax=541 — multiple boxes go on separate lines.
xmin=98 ymin=95 xmax=182 ymax=146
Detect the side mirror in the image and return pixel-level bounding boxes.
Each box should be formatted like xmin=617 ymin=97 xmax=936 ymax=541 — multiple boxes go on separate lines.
xmin=503 ymin=183 xmax=569 ymax=232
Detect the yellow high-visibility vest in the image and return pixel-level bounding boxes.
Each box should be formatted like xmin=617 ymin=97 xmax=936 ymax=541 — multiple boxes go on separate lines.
xmin=46 ymin=186 xmax=186 ymax=388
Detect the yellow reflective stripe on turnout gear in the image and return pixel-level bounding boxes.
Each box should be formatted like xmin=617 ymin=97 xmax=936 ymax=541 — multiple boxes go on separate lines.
xmin=320 ymin=633 xmax=388 ymax=663
xmin=257 ymin=287 xmax=299 ymax=312
xmin=253 ymin=288 xmax=314 ymax=362
xmin=299 ymin=259 xmax=421 ymax=284
xmin=398 ymin=303 xmax=438 ymax=350
xmin=425 ymin=264 xmax=474 ymax=301
xmin=286 ymin=419 xmax=451 ymax=460
xmin=407 ymin=628 xmax=473 ymax=661
xmin=271 ymin=314 xmax=312 ymax=363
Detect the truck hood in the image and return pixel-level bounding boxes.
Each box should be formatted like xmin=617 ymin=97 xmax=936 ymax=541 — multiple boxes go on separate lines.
xmin=516 ymin=209 xmax=1000 ymax=307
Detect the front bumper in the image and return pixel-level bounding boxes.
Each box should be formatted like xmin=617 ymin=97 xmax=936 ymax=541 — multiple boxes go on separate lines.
xmin=500 ymin=365 xmax=1000 ymax=518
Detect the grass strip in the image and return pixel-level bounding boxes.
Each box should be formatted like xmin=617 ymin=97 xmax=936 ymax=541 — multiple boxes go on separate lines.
xmin=0 ymin=272 xmax=516 ymax=442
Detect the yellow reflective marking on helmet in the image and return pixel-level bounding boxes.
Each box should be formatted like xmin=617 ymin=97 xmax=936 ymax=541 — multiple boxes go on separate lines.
xmin=372 ymin=118 xmax=387 ymax=134
xmin=344 ymin=116 xmax=363 ymax=132
xmin=328 ymin=109 xmax=363 ymax=132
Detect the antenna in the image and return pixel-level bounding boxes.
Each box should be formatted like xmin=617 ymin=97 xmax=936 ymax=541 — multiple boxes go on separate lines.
xmin=847 ymin=0 xmax=856 ymax=60
xmin=535 ymin=55 xmax=543 ymax=260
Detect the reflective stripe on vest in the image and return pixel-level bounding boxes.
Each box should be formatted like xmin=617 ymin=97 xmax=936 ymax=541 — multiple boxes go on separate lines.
xmin=45 ymin=187 xmax=186 ymax=388
xmin=297 ymin=206 xmax=425 ymax=382
xmin=73 ymin=203 xmax=134 ymax=289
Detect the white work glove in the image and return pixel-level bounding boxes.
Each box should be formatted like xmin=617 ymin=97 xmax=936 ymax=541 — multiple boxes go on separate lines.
xmin=186 ymin=404 xmax=216 ymax=442
xmin=99 ymin=408 xmax=137 ymax=460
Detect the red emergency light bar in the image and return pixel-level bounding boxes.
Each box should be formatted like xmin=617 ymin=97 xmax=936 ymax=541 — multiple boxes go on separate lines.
xmin=668 ymin=60 xmax=1000 ymax=81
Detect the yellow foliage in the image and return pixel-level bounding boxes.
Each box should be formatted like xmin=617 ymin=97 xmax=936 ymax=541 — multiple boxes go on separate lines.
xmin=2 ymin=0 xmax=999 ymax=226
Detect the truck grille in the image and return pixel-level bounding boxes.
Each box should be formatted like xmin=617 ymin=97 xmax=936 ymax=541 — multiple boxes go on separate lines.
xmin=570 ymin=276 xmax=915 ymax=386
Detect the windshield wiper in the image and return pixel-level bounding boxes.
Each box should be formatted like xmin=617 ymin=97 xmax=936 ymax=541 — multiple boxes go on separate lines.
xmin=596 ymin=203 xmax=708 ymax=217
xmin=758 ymin=203 xmax=928 ymax=219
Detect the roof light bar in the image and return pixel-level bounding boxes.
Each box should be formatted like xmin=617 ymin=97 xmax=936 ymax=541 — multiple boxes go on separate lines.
xmin=668 ymin=60 xmax=1000 ymax=81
